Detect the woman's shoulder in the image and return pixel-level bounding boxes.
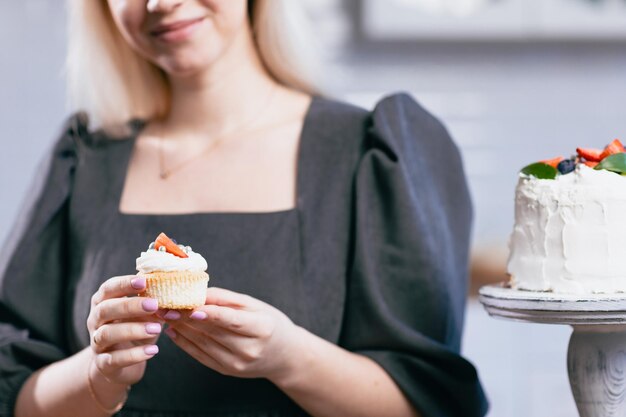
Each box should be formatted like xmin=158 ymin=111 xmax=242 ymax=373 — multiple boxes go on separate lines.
xmin=315 ymin=91 xmax=440 ymax=122
xmin=368 ymin=92 xmax=448 ymax=135
xmin=311 ymin=92 xmax=453 ymax=158
xmin=53 ymin=111 xmax=142 ymax=154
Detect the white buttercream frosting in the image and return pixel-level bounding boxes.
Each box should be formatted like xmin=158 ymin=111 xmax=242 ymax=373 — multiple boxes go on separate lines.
xmin=507 ymin=164 xmax=626 ymax=294
xmin=136 ymin=249 xmax=208 ymax=274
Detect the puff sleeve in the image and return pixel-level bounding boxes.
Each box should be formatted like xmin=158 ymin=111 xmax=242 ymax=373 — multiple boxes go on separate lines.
xmin=339 ymin=94 xmax=488 ymax=417
xmin=0 ymin=115 xmax=82 ymax=416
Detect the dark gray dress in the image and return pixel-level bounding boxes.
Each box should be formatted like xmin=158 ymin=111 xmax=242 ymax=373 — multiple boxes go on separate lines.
xmin=0 ymin=93 xmax=488 ymax=417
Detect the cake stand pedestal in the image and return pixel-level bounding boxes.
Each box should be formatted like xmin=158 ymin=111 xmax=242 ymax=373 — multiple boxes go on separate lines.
xmin=479 ymin=284 xmax=626 ymax=417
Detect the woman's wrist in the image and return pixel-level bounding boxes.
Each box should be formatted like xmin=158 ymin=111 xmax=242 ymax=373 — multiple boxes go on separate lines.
xmin=268 ymin=325 xmax=318 ymax=390
xmin=15 ymin=347 xmax=131 ymax=417
xmin=87 ymin=355 xmax=130 ymax=414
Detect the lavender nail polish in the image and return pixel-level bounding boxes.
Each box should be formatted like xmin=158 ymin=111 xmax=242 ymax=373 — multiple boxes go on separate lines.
xmin=164 ymin=310 xmax=181 ymax=320
xmin=144 ymin=345 xmax=159 ymax=355
xmin=131 ymin=277 xmax=146 ymax=290
xmin=190 ymin=311 xmax=207 ymax=320
xmin=145 ymin=323 xmax=162 ymax=335
xmin=142 ymin=299 xmax=159 ymax=312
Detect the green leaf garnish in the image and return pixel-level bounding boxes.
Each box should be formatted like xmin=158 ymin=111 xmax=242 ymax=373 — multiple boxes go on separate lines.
xmin=595 ymin=153 xmax=626 ymax=174
xmin=521 ymin=162 xmax=558 ymax=179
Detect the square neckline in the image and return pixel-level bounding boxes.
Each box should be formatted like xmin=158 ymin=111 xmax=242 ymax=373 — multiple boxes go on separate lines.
xmin=116 ymin=96 xmax=319 ymax=218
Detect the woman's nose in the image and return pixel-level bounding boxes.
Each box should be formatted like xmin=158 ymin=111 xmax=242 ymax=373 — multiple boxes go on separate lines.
xmin=147 ymin=0 xmax=184 ymax=13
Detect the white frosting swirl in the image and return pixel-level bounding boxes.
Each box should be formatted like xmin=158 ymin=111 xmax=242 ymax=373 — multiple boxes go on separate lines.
xmin=136 ymin=249 xmax=208 ymax=274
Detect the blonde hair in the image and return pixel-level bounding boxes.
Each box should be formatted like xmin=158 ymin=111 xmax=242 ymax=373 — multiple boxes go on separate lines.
xmin=65 ymin=0 xmax=321 ymax=133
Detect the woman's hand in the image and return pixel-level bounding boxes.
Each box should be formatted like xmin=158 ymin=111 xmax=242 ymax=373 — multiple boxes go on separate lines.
xmin=87 ymin=275 xmax=162 ymax=386
xmin=162 ymin=287 xmax=303 ymax=382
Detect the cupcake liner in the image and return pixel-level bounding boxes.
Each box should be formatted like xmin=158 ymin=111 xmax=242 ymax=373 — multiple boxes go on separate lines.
xmin=140 ymin=271 xmax=209 ymax=309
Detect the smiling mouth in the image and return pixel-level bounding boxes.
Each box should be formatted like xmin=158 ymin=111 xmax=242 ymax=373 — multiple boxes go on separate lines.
xmin=150 ymin=16 xmax=206 ymax=38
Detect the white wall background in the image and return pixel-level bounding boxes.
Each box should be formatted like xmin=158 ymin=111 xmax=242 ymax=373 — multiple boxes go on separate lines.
xmin=0 ymin=1 xmax=67 ymax=237
xmin=4 ymin=1 xmax=626 ymax=416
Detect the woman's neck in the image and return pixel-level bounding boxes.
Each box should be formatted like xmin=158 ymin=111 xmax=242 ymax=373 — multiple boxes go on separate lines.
xmin=162 ymin=25 xmax=277 ymax=138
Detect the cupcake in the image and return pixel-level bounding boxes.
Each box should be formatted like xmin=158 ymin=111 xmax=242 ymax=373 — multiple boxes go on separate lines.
xmin=136 ymin=233 xmax=209 ymax=309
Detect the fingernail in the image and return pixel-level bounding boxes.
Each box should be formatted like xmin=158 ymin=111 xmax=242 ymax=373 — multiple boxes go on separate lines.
xmin=164 ymin=310 xmax=181 ymax=320
xmin=144 ymin=345 xmax=159 ymax=355
xmin=131 ymin=277 xmax=146 ymax=290
xmin=164 ymin=328 xmax=177 ymax=339
xmin=145 ymin=323 xmax=162 ymax=335
xmin=190 ymin=311 xmax=207 ymax=320
xmin=142 ymin=299 xmax=159 ymax=312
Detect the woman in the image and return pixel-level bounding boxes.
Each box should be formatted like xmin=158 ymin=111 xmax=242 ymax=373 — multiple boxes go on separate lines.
xmin=0 ymin=0 xmax=487 ymax=416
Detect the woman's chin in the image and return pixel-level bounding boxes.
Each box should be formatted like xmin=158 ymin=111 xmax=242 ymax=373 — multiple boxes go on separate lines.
xmin=163 ymin=65 xmax=204 ymax=79
xmin=158 ymin=58 xmax=214 ymax=79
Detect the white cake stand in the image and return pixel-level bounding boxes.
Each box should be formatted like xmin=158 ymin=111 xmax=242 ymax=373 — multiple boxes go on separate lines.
xmin=479 ymin=284 xmax=626 ymax=417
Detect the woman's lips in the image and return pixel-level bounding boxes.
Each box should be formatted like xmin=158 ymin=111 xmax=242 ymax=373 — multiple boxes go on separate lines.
xmin=150 ymin=17 xmax=206 ymax=43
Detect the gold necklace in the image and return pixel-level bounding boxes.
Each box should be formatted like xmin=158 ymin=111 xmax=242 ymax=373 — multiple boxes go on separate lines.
xmin=157 ymin=86 xmax=277 ymax=180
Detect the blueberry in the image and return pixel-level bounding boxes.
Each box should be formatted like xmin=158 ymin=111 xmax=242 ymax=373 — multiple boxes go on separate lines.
xmin=171 ymin=238 xmax=177 ymax=244
xmin=557 ymin=159 xmax=576 ymax=175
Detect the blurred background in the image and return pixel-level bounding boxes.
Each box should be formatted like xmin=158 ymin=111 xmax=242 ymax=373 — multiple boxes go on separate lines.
xmin=3 ymin=0 xmax=626 ymax=415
